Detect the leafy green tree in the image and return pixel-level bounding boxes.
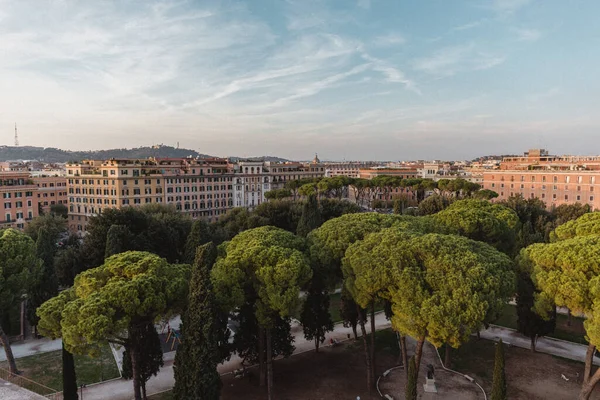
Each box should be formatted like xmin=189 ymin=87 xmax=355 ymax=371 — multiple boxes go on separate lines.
xmin=525 ymin=216 xmax=600 ymax=399
xmin=121 ymin=321 xmax=164 ymax=398
xmin=174 ymin=243 xmax=229 ymax=400
xmin=54 ymin=235 xmax=84 ymax=288
xmin=491 ymin=339 xmax=507 ymax=400
xmin=0 ymin=229 xmax=43 ymax=374
xmin=24 ymin=213 xmax=67 ymax=242
xmin=211 ymin=226 xmax=312 ymax=400
xmin=27 ymin=228 xmax=59 ymax=331
xmin=265 ymin=189 xmax=292 ymax=200
xmin=319 ymin=198 xmax=361 ymax=222
xmin=82 ymin=205 xmax=192 ymax=269
xmin=418 ymin=194 xmax=453 ymax=215
xmin=300 ymin=278 xmax=333 ymax=352
xmin=49 ymin=203 xmax=69 ymax=218
xmin=433 ymin=199 xmax=519 ymax=255
xmin=37 ymin=252 xmax=189 ymax=400
xmin=499 ymin=195 xmax=553 ymax=248
xmin=551 ymin=203 xmax=591 ymax=226
xmin=253 ymin=200 xmax=303 ymax=233
xmin=184 ymin=219 xmax=212 ymax=264
xmin=405 ymin=356 xmax=417 ymax=400
xmin=104 ymin=224 xmax=133 ymax=259
xmin=297 ymin=195 xmax=322 ymax=237
xmin=348 ymin=231 xmax=514 ymax=379
xmin=473 ymin=189 xmax=499 ymax=200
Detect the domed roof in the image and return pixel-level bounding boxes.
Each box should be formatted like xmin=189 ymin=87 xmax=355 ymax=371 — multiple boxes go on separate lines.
xmin=312 ymin=153 xmax=320 ymax=164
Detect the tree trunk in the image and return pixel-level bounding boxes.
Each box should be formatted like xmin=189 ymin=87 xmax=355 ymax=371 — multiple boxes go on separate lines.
xmin=259 ymin=327 xmax=266 ymax=387
xmin=370 ymin=303 xmax=376 ymax=381
xmin=141 ymin=381 xmax=147 ymax=400
xmin=530 ymin=335 xmax=537 ymax=352
xmin=476 ymin=330 xmax=481 ymax=340
xmin=266 ymin=329 xmax=274 ymax=400
xmin=352 ymin=323 xmax=358 ymax=340
xmin=20 ymin=299 xmax=26 ymax=341
xmin=358 ymin=306 xmax=372 ymax=391
xmin=129 ymin=345 xmax=142 ymax=400
xmin=444 ymin=343 xmax=451 ymax=368
xmin=0 ymin=325 xmax=19 ymax=374
xmin=400 ymin=335 xmax=408 ymax=377
xmin=315 ymin=337 xmax=319 ymax=353
xmin=414 ymin=338 xmax=425 ymax=376
xmin=584 ymin=343 xmax=596 ymax=384
xmin=568 ymin=309 xmax=572 ymax=326
xmin=62 ymin=343 xmax=79 ymax=400
xmin=580 ymin=366 xmax=600 ymax=400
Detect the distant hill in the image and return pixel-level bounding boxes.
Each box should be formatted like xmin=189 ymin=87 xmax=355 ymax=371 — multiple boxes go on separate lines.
xmin=0 ymin=145 xmax=214 ymax=163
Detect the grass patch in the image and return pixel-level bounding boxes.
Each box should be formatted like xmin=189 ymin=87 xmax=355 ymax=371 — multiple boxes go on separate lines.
xmin=0 ymin=343 xmax=119 ymax=391
xmin=439 ymin=337 xmax=496 ymax=383
xmin=493 ymin=303 xmax=587 ymax=345
xmin=149 ymin=390 xmax=174 ymax=400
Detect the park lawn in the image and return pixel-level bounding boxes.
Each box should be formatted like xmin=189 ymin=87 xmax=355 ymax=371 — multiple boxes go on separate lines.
xmin=494 ymin=303 xmax=587 ymax=345
xmin=0 ymin=343 xmax=119 ymax=392
xmin=149 ymin=390 xmax=174 ymax=400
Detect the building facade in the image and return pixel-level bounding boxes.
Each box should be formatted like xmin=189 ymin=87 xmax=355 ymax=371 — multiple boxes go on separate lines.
xmin=33 ymin=175 xmax=68 ymax=214
xmin=0 ymin=172 xmax=39 ymax=229
xmin=483 ymin=149 xmax=600 ymax=210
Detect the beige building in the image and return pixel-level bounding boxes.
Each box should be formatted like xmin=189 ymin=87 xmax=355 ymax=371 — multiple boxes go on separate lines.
xmin=33 ymin=175 xmax=68 ymax=213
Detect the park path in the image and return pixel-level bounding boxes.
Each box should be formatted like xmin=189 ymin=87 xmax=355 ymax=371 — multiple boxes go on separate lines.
xmin=0 ymin=337 xmax=62 ymax=362
xmin=81 ymin=312 xmax=392 ymax=400
xmin=479 ymin=324 xmax=600 ymax=366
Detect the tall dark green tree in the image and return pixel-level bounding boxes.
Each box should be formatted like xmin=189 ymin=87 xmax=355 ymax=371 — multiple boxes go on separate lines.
xmin=340 ymin=286 xmax=363 ymax=340
xmin=516 ymin=273 xmax=556 ymax=351
xmin=62 ymin=342 xmax=78 ymax=400
xmin=300 ymin=278 xmax=333 ymax=352
xmin=121 ymin=321 xmax=164 ymax=399
xmin=174 ymin=242 xmax=229 ymax=400
xmin=297 ymin=194 xmax=322 ymax=237
xmin=492 ymin=339 xmax=507 ymax=400
xmin=104 ymin=224 xmax=133 ymax=259
xmin=27 ymin=227 xmax=59 ymax=331
xmin=405 ymin=356 xmax=417 ymax=400
xmin=183 ymin=219 xmax=212 ymax=264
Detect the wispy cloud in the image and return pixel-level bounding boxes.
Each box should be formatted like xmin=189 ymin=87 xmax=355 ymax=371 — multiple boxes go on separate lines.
xmin=452 ymin=19 xmax=487 ymax=31
xmin=511 ymin=27 xmax=542 ymax=42
xmin=372 ymin=32 xmax=406 ymax=47
xmin=412 ymin=44 xmax=505 ymax=77
xmin=527 ymin=87 xmax=561 ymax=102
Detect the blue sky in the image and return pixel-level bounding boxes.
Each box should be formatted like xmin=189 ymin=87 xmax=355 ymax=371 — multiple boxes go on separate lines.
xmin=0 ymin=0 xmax=598 ymax=160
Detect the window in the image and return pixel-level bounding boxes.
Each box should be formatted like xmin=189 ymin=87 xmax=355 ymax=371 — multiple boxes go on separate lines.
xmin=4 ymin=203 xmax=11 ymax=209
xmin=565 ymin=195 xmax=569 ymax=200
xmin=577 ymin=195 xmax=581 ymax=201
xmin=591 ymin=196 xmax=595 ymax=201
xmin=3 ymin=193 xmax=11 ymax=199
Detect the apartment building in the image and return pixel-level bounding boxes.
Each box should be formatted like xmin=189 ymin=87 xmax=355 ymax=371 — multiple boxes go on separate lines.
xmin=0 ymin=172 xmax=39 ymax=229
xmin=161 ymin=158 xmax=233 ymax=220
xmin=483 ymin=149 xmax=600 ymax=210
xmin=33 ymin=175 xmax=68 ymax=213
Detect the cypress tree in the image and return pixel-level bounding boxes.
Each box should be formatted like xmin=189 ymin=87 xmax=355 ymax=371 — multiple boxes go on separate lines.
xmin=297 ymin=194 xmax=322 ymax=237
xmin=184 ymin=219 xmax=211 ymax=264
xmin=173 ymin=242 xmax=224 ymax=400
xmin=516 ymin=273 xmax=556 ymax=352
xmin=300 ymin=278 xmax=333 ymax=352
xmin=405 ymin=356 xmax=417 ymax=400
xmin=62 ymin=343 xmax=78 ymax=400
xmin=492 ymin=339 xmax=507 ymax=400
xmin=104 ymin=224 xmax=133 ymax=259
xmin=27 ymin=227 xmax=59 ymax=329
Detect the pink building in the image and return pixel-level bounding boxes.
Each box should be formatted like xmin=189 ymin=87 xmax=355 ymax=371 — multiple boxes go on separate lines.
xmin=0 ymin=172 xmax=40 ymax=229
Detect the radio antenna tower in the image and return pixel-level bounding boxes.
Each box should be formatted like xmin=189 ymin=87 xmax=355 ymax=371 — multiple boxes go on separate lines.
xmin=14 ymin=123 xmax=19 ymax=146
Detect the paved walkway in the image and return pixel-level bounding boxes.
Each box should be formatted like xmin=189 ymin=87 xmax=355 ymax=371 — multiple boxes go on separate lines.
xmin=479 ymin=324 xmax=599 ymax=366
xmin=81 ymin=312 xmax=392 ymax=400
xmin=0 ymin=337 xmax=62 ymax=362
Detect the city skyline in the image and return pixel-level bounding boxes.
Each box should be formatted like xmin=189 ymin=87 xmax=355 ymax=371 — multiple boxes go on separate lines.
xmin=1 ymin=0 xmax=599 ymax=160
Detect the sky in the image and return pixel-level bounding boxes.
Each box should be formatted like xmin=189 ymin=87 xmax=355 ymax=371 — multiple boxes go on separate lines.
xmin=0 ymin=0 xmax=599 ymax=161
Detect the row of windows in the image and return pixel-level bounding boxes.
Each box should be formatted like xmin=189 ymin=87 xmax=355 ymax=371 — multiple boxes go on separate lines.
xmin=2 ymin=191 xmax=34 ymax=198
xmin=500 ymin=192 xmax=595 ymax=202
xmin=38 ymin=182 xmax=66 ymax=187
xmin=3 ymin=200 xmax=33 ymax=209
xmin=3 ymin=211 xmax=33 ymax=221
xmin=493 ymin=175 xmax=598 ymax=184
xmin=166 ymin=185 xmax=230 ymax=193
xmin=166 ymin=193 xmax=232 ymax=202
xmin=492 ymin=183 xmax=595 ymax=192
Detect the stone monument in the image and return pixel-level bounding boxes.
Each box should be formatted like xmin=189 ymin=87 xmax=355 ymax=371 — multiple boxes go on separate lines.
xmin=423 ymin=364 xmax=438 ymax=393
